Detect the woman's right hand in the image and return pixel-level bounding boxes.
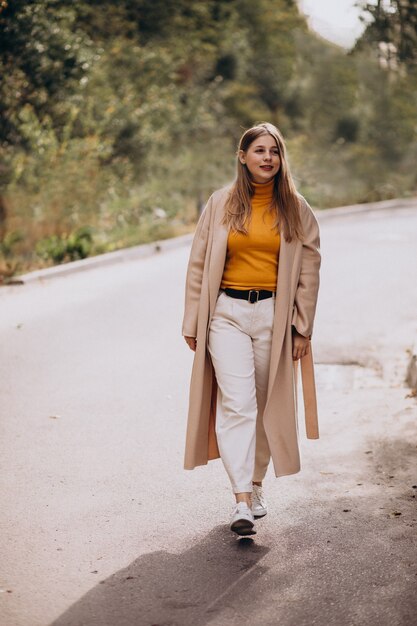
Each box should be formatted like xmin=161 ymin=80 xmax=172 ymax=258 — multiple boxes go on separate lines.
xmin=184 ymin=336 xmax=197 ymax=351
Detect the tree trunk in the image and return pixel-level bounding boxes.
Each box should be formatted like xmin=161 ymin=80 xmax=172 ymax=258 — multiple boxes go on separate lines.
xmin=0 ymin=195 xmax=7 ymax=241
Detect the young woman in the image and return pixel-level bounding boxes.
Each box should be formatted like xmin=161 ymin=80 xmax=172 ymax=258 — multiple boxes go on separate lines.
xmin=182 ymin=122 xmax=321 ymax=536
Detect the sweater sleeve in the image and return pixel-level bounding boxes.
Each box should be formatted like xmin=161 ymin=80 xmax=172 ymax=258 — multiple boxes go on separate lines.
xmin=182 ymin=195 xmax=213 ymax=338
xmin=291 ymin=197 xmax=321 ymax=339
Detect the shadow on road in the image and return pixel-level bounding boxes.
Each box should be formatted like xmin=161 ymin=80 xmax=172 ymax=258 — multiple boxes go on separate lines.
xmin=49 ymin=435 xmax=417 ymax=626
xmin=50 ymin=525 xmax=270 ymax=626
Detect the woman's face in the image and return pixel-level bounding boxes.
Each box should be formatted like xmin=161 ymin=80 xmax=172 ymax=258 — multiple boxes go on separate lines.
xmin=239 ymin=133 xmax=281 ymax=183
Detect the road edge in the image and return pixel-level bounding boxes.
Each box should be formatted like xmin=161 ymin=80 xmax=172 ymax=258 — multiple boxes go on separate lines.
xmin=17 ymin=233 xmax=194 ymax=284
xmin=14 ymin=195 xmax=417 ymax=285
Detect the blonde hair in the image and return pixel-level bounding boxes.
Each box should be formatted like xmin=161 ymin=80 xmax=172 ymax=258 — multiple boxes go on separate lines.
xmin=223 ymin=122 xmax=303 ymax=242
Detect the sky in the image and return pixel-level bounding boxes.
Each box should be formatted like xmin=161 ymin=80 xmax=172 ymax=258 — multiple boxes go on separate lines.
xmin=298 ymin=0 xmax=367 ymax=48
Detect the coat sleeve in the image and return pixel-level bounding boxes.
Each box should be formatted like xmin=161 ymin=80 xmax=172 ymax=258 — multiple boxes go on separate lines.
xmin=291 ymin=197 xmax=321 ymax=339
xmin=182 ymin=195 xmax=213 ymax=338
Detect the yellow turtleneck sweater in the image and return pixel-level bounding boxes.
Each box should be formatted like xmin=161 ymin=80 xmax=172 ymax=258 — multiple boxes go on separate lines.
xmin=220 ymin=178 xmax=280 ymax=291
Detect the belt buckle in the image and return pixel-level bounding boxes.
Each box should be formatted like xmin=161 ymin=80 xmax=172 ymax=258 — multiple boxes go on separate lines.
xmin=248 ymin=290 xmax=259 ymax=303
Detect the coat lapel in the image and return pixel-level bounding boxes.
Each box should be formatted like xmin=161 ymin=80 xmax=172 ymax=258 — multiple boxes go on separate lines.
xmin=267 ymin=232 xmax=297 ymax=396
xmin=208 ymin=204 xmax=229 ymax=320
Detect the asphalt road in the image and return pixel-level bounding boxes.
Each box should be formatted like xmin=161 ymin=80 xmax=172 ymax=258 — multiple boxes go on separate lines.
xmin=1 ymin=204 xmax=417 ymax=626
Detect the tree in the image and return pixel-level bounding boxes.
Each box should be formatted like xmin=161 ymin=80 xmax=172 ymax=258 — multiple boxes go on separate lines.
xmin=356 ymin=0 xmax=417 ymax=67
xmin=0 ymin=0 xmax=94 ymax=149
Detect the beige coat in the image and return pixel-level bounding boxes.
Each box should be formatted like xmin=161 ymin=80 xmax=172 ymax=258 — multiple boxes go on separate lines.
xmin=182 ymin=185 xmax=321 ymax=477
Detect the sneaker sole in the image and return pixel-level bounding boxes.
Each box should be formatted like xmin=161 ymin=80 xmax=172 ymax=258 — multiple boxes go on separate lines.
xmin=253 ymin=509 xmax=267 ymax=518
xmin=230 ymin=518 xmax=256 ymax=536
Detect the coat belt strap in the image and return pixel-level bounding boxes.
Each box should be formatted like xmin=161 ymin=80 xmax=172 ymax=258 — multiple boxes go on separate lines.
xmin=294 ymin=343 xmax=319 ymax=439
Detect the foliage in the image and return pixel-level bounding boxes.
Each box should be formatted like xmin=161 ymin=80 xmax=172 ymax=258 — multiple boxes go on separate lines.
xmin=355 ymin=0 xmax=417 ymax=67
xmin=0 ymin=0 xmax=416 ymax=273
xmin=35 ymin=226 xmax=94 ymax=264
xmin=0 ymin=229 xmax=22 ymax=254
xmin=0 ymin=0 xmax=95 ymax=148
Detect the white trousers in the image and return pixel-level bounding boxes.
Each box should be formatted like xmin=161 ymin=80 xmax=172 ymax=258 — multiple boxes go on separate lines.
xmin=208 ymin=290 xmax=274 ymax=493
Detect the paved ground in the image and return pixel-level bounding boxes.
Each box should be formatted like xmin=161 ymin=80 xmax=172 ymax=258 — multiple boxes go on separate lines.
xmin=1 ymin=204 xmax=417 ymax=626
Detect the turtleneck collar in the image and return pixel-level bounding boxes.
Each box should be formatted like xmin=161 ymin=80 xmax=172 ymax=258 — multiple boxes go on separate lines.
xmin=251 ymin=177 xmax=274 ymax=199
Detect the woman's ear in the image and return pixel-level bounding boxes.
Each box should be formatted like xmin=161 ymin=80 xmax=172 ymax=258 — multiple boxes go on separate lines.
xmin=238 ymin=149 xmax=246 ymax=164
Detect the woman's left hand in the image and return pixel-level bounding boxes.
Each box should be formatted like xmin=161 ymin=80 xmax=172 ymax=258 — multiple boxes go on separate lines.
xmin=292 ymin=328 xmax=310 ymax=361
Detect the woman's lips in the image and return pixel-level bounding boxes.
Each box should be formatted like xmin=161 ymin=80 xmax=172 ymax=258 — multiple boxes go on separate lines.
xmin=260 ymin=165 xmax=273 ymax=170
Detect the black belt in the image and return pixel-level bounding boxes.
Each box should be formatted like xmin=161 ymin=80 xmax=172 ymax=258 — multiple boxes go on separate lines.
xmin=224 ymin=288 xmax=275 ymax=303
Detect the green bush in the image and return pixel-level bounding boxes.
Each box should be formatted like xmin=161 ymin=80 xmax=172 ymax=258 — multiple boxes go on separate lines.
xmin=35 ymin=227 xmax=94 ymax=264
xmin=0 ymin=230 xmax=24 ymax=258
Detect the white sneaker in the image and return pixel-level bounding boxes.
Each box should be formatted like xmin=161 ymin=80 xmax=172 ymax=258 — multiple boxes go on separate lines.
xmin=252 ymin=484 xmax=267 ymax=517
xmin=230 ymin=502 xmax=256 ymax=536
